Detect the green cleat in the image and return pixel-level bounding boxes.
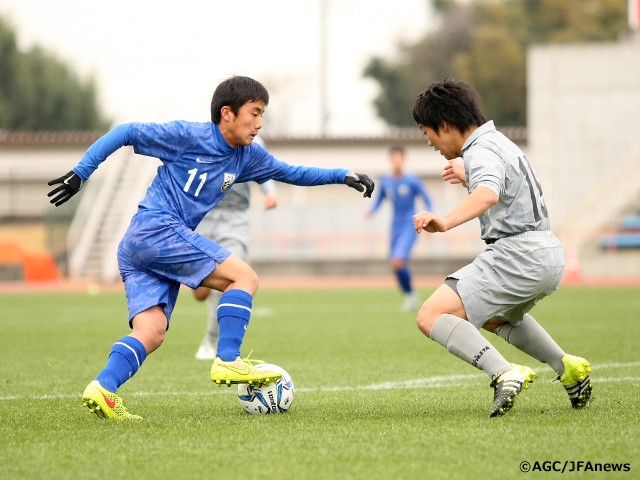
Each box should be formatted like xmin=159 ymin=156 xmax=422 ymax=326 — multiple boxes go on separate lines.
xmin=559 ymin=354 xmax=592 ymax=409
xmin=490 ymin=364 xmax=536 ymax=418
xmin=210 ymin=357 xmax=281 ymax=387
xmin=82 ymin=380 xmax=142 ymax=420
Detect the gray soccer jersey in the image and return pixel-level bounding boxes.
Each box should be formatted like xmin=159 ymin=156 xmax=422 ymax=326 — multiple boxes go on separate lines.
xmin=195 ymin=180 xmax=277 ymax=248
xmin=451 ymin=121 xmax=564 ymax=327
xmin=462 ymin=121 xmax=550 ymax=243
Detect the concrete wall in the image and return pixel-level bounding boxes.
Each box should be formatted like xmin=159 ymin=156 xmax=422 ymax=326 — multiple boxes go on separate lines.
xmin=528 ymin=32 xmax=640 ymax=225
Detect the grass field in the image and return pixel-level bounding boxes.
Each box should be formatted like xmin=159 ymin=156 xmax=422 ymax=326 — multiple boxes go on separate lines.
xmin=1 ymin=284 xmax=639 ymax=479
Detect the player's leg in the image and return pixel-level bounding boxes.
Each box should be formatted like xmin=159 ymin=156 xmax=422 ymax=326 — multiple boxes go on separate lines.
xmin=485 ymin=314 xmax=565 ymax=374
xmin=195 ymin=289 xmax=221 ymax=360
xmin=201 ymin=255 xmax=281 ymax=386
xmin=486 ymin=315 xmax=591 ymax=409
xmin=419 ymin=272 xmax=536 ymax=417
xmin=82 ymin=306 xmax=167 ymax=420
xmin=82 ymin=265 xmax=179 ymax=420
xmin=391 ymin=229 xmax=418 ymax=311
xmin=482 ymin=234 xmax=591 ymax=409
xmin=193 ymin=208 xmax=221 ymax=357
xmin=200 ymin=254 xmax=257 ymax=359
xmin=82 ymin=217 xmax=192 ymax=420
xmin=418 ymin=283 xmax=515 ymax=380
xmin=195 ymin=228 xmax=248 ymax=360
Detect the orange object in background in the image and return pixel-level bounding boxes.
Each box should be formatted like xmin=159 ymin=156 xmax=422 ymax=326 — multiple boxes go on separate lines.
xmin=0 ymin=241 xmax=59 ymax=282
xmin=22 ymin=250 xmax=60 ymax=281
xmin=0 ymin=241 xmax=23 ymax=263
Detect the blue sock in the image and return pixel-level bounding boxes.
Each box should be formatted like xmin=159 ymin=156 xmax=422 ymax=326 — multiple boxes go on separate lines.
xmin=95 ymin=336 xmax=147 ymax=393
xmin=395 ymin=267 xmax=413 ymax=294
xmin=216 ymin=289 xmax=252 ymax=361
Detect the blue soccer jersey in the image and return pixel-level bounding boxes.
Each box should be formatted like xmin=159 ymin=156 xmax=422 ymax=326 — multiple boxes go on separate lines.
xmin=74 ymin=122 xmax=347 ymax=229
xmin=369 ymin=174 xmax=433 ymax=260
xmin=72 ymin=121 xmax=350 ymax=321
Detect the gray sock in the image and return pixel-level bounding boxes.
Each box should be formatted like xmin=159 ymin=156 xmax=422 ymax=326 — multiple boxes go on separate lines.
xmin=205 ymin=290 xmax=221 ymax=347
xmin=430 ymin=314 xmax=512 ymax=379
xmin=494 ymin=314 xmax=565 ymax=374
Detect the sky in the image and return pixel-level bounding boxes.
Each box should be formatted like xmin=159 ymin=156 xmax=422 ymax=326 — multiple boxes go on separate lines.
xmin=0 ymin=0 xmax=432 ymax=135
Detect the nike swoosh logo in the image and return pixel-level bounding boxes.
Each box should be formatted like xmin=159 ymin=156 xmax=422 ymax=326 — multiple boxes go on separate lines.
xmin=222 ymin=362 xmax=251 ymax=375
xmin=101 ymin=391 xmax=116 ymax=409
xmin=195 ymin=158 xmax=215 ymax=164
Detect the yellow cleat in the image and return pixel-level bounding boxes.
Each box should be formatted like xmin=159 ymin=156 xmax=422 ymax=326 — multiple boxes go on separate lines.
xmin=559 ymin=354 xmax=592 ymax=409
xmin=82 ymin=380 xmax=142 ymax=420
xmin=489 ymin=364 xmax=536 ymax=418
xmin=210 ymin=357 xmax=281 ymax=387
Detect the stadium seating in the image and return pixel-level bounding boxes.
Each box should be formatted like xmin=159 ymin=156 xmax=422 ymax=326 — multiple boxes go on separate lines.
xmin=600 ymin=212 xmax=640 ymax=250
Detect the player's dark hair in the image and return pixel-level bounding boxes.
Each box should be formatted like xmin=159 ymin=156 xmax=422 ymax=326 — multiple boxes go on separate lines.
xmin=412 ymin=78 xmax=486 ymax=134
xmin=210 ymin=76 xmax=270 ymax=124
xmin=389 ymin=145 xmax=404 ymax=155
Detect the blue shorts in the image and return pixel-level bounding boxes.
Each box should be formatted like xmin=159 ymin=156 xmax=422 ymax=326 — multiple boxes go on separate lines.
xmin=117 ymin=211 xmax=232 ymax=325
xmin=390 ymin=226 xmax=417 ymax=261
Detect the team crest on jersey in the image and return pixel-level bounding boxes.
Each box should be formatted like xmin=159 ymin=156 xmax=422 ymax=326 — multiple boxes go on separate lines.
xmin=221 ymin=172 xmax=236 ymax=192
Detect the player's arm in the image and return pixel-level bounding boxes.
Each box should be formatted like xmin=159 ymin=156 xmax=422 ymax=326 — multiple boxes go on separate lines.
xmin=244 ymin=156 xmax=374 ymax=198
xmin=365 ymin=179 xmax=385 ymax=217
xmin=259 ymin=180 xmax=278 ymax=210
xmin=416 ymin=179 xmax=434 ymax=212
xmin=414 ymin=186 xmax=497 ymax=234
xmin=47 ymin=123 xmax=134 ymax=206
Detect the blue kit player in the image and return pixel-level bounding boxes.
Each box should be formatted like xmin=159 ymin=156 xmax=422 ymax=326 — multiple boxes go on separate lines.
xmin=47 ymin=75 xmax=374 ymax=420
xmin=366 ymin=146 xmax=433 ymax=311
xmin=411 ymin=78 xmax=591 ymax=417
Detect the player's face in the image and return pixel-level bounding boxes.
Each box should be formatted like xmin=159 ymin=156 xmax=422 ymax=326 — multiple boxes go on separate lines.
xmin=221 ymin=100 xmax=265 ymax=148
xmin=390 ymin=151 xmax=405 ymax=173
xmin=419 ymin=124 xmax=460 ymax=160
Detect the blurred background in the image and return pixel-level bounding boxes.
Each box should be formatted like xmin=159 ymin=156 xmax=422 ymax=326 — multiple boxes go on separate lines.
xmin=0 ymin=0 xmax=639 ymax=285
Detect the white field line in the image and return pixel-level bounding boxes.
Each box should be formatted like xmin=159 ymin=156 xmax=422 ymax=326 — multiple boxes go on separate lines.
xmin=2 ymin=361 xmax=639 ymax=401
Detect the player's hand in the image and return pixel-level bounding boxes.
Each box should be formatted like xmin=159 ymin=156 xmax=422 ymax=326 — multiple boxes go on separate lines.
xmin=47 ymin=170 xmax=84 ymax=206
xmin=442 ymin=159 xmax=466 ymax=187
xmin=413 ymin=211 xmax=446 ymax=234
xmin=263 ymin=194 xmax=278 ymax=210
xmin=344 ymin=171 xmax=374 ymax=198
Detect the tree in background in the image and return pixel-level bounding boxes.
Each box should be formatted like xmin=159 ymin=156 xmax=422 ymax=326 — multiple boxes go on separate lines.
xmin=364 ymin=0 xmax=629 ymax=128
xmin=0 ymin=17 xmax=110 ymax=131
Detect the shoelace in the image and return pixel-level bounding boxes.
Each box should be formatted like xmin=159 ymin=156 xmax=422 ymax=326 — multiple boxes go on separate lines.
xmin=242 ymin=350 xmax=265 ymax=366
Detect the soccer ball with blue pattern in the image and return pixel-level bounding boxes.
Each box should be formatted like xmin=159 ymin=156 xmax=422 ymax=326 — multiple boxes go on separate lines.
xmin=237 ymin=363 xmax=295 ymax=414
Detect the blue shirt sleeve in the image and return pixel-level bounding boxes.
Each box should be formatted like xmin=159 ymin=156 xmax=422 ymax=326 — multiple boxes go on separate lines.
xmin=237 ymin=143 xmax=349 ymax=186
xmin=414 ymin=177 xmax=433 ymax=211
xmin=72 ymin=123 xmax=134 ymax=181
xmin=368 ymin=176 xmax=388 ymax=214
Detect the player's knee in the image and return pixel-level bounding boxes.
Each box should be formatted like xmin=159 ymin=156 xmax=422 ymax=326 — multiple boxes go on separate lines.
xmin=131 ymin=306 xmax=168 ymax=353
xmin=240 ymin=266 xmax=259 ymax=294
xmin=391 ymin=258 xmax=405 ymax=270
xmin=193 ymin=286 xmax=210 ymax=301
xmin=221 ymin=262 xmax=259 ymax=295
xmin=416 ymin=305 xmax=437 ymax=337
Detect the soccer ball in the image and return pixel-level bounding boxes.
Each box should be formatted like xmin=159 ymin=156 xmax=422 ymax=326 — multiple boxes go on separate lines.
xmin=237 ymin=363 xmax=295 ymax=414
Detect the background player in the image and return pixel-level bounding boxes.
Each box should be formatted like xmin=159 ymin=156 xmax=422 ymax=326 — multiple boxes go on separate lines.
xmin=411 ymin=78 xmax=591 ymax=417
xmin=192 ymin=139 xmax=278 ymax=360
xmin=365 ymin=146 xmax=433 ymax=311
xmin=47 ymin=75 xmax=374 ymax=420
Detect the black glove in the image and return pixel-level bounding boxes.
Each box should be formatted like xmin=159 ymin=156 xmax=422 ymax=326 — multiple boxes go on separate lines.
xmin=344 ymin=171 xmax=375 ymax=198
xmin=47 ymin=171 xmax=84 ymax=206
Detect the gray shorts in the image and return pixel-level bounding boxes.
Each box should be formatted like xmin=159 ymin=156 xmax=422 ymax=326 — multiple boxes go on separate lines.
xmin=447 ymin=231 xmax=565 ymax=328
xmin=196 ymin=208 xmax=250 ymax=260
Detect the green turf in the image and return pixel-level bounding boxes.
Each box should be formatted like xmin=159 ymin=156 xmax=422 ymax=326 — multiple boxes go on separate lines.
xmin=1 ymin=285 xmax=638 ymax=479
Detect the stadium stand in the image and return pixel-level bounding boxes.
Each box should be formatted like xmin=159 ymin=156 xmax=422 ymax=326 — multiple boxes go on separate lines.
xmin=600 ymin=211 xmax=640 ymax=250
